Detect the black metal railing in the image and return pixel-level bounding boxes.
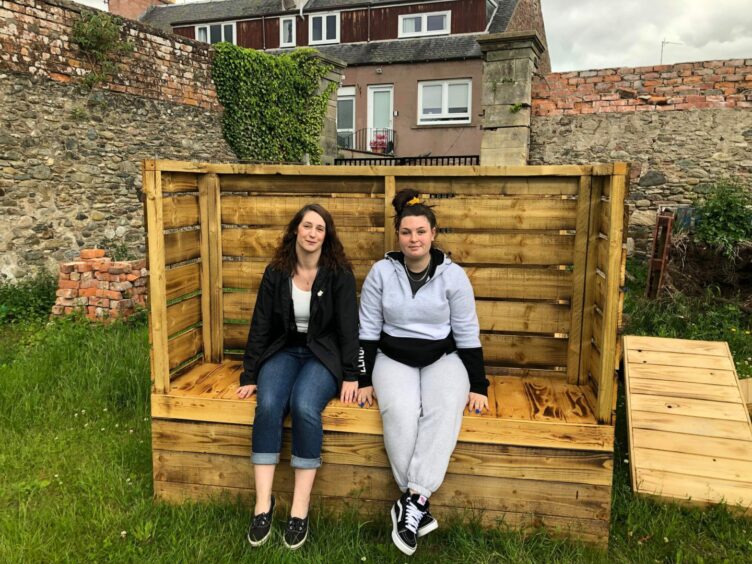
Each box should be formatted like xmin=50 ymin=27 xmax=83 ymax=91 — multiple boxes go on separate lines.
xmin=335 ymin=155 xmax=480 ymax=166
xmin=337 ymin=128 xmax=395 ymax=154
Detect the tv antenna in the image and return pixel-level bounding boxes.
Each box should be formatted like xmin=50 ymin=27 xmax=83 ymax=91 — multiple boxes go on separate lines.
xmin=660 ymin=38 xmax=683 ymax=64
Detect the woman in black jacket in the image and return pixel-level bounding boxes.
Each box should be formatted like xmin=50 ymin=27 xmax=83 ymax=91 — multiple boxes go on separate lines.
xmin=236 ymin=203 xmax=360 ymax=550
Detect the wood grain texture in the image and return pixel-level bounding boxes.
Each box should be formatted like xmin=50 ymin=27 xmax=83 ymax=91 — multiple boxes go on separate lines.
xmin=442 ymin=233 xmax=574 ymax=265
xmin=165 ymin=263 xmax=200 ymax=302
xmin=165 ymin=296 xmax=201 ymax=338
xmin=164 ymin=229 xmax=201 ymax=265
xmin=162 ymin=195 xmax=200 ymax=229
xmin=430 ymin=197 xmax=578 ymax=230
xmin=168 ymin=328 xmax=202 ymax=371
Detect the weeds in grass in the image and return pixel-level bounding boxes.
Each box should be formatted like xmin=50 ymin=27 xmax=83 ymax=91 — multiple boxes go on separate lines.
xmin=0 ymin=271 xmax=57 ymax=324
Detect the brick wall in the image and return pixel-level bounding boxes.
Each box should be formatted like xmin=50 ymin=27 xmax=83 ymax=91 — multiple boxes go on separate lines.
xmin=0 ymin=0 xmax=219 ymax=110
xmin=532 ymin=59 xmax=752 ymax=116
xmin=506 ymin=0 xmax=551 ymax=74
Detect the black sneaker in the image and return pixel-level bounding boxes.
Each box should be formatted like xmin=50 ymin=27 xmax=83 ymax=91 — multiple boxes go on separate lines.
xmin=246 ymin=495 xmax=275 ymax=547
xmin=417 ymin=506 xmax=438 ymax=538
xmin=390 ymin=492 xmax=427 ymax=555
xmin=283 ymin=516 xmax=309 ymax=550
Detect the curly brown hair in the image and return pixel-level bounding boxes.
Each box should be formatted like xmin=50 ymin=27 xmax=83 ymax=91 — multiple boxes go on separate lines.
xmin=269 ymin=203 xmax=353 ymax=275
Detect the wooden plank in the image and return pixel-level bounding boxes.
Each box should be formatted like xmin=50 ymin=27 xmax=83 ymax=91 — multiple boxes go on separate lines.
xmin=169 ymin=363 xmax=223 ymax=393
xmin=633 ymin=447 xmax=752 ymax=483
xmin=153 ymin=481 xmax=610 ymax=544
xmin=223 ymin=292 xmax=256 ymax=321
xmin=152 ymin=451 xmax=611 ymax=520
xmin=630 ymin=410 xmax=752 ymax=441
xmin=634 ymin=468 xmax=752 ymax=512
xmin=482 ymin=334 xmax=568 ymax=368
xmin=627 ymin=363 xmax=739 ymax=387
xmin=464 ymin=266 xmax=573 ymax=300
xmin=162 ymin=195 xmax=200 ymax=229
xmin=596 ymin=174 xmax=625 ymax=423
xmin=154 ymin=160 xmax=595 ymax=177
xmin=399 ymin=176 xmax=580 ymax=196
xmin=221 ymin=195 xmax=384 ymax=227
xmin=632 ymin=428 xmax=752 ymax=461
xmin=384 ymin=176 xmax=396 ymax=253
xmin=220 ymin=174 xmax=384 ymax=194
xmin=478 ymin=301 xmax=571 ymax=334
xmin=151 ymin=395 xmax=614 ymax=451
xmin=198 ymin=173 xmax=224 ymax=363
xmin=629 ymin=394 xmax=749 ymax=423
xmin=168 ymin=328 xmax=202 ymax=371
xmin=627 ymin=349 xmax=736 ymax=371
xmin=165 ymin=262 xmax=200 ymax=302
xmin=164 ymin=229 xmax=201 ymax=265
xmin=143 ymin=163 xmax=170 ymax=394
xmin=222 ymin=260 xmax=372 ymax=291
xmin=568 ymin=176 xmax=592 ymax=383
xmin=553 ymin=382 xmax=599 ymax=424
xmin=629 ymin=378 xmax=743 ymax=403
xmin=430 ymin=197 xmax=578 ymax=230
xmin=741 ymin=379 xmax=752 ymax=415
xmin=442 ymin=233 xmax=574 ymax=265
xmin=222 ymin=227 xmax=383 ymax=261
xmin=151 ymin=420 xmax=612 ymax=485
xmin=625 ymin=336 xmax=730 ymax=357
xmin=165 ymin=296 xmax=201 ymax=338
xmin=161 ymin=171 xmax=198 ymax=193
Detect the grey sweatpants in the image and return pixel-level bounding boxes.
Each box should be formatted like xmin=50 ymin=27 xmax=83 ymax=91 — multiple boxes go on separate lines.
xmin=372 ymin=351 xmax=470 ymax=498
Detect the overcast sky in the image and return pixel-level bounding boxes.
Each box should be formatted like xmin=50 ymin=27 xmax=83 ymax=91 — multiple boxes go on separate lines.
xmin=541 ymin=0 xmax=752 ymax=72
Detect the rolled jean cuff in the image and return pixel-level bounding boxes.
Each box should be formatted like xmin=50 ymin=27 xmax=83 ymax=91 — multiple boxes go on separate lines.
xmin=407 ymin=482 xmax=432 ymax=499
xmin=252 ymin=452 xmax=280 ymax=465
xmin=291 ymin=455 xmax=321 ymax=469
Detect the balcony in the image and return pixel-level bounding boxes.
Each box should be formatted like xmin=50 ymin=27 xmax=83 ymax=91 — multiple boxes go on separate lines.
xmin=337 ymin=128 xmax=395 ymax=155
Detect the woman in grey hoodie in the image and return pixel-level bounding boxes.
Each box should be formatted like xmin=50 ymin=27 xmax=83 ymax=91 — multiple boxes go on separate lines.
xmin=357 ymin=188 xmax=489 ymax=556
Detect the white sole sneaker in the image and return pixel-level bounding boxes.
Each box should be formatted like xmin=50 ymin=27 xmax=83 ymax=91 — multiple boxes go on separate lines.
xmin=283 ymin=528 xmax=308 ymax=550
xmin=390 ymin=503 xmax=417 ymax=556
xmin=417 ymin=516 xmax=438 ymax=538
xmin=247 ymin=529 xmax=271 ymax=547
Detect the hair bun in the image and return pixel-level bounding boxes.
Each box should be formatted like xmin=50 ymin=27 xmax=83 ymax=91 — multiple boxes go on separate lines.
xmin=392 ymin=188 xmax=420 ymax=214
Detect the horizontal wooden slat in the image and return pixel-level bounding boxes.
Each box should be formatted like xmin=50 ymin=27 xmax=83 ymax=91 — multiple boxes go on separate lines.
xmin=465 ymin=266 xmax=573 ymax=300
xmin=627 ymin=349 xmax=736 ymax=371
xmin=625 ymin=336 xmax=730 ymax=357
xmin=166 ymin=296 xmax=202 ymax=337
xmin=443 ymin=233 xmax=574 ymax=265
xmin=399 ymin=177 xmax=580 ymax=196
xmin=162 ymin=195 xmax=200 ymax=229
xmin=222 ymin=228 xmax=383 ymax=261
xmin=634 ymin=468 xmax=752 ymax=512
xmin=164 ymin=230 xmax=201 ymax=265
xmin=631 ymin=428 xmax=752 ymax=461
xmin=629 ymin=378 xmax=743 ymax=403
xmin=630 ymin=410 xmax=752 ymax=441
xmin=482 ymin=334 xmax=569 ymax=368
xmin=165 ymin=262 xmax=201 ymax=302
xmin=222 ymin=260 xmax=373 ymax=291
xmin=629 ymin=394 xmax=749 ymax=423
xmin=168 ymin=328 xmax=202 ymax=371
xmin=162 ymin=171 xmax=199 ymax=193
xmin=626 ymin=363 xmax=739 ymax=387
xmin=430 ymin=197 xmax=578 ymax=230
xmin=221 ymin=195 xmax=383 ymax=227
xmin=220 ymin=175 xmax=384 ymax=194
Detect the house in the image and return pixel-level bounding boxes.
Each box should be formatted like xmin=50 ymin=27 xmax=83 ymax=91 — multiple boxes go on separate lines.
xmin=141 ymin=0 xmax=549 ymax=158
xmin=74 ymin=0 xmax=176 ymax=21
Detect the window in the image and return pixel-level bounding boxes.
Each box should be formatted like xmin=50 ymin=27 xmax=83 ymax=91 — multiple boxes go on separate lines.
xmin=309 ymin=12 xmax=340 ymax=45
xmin=196 ymin=22 xmax=236 ymax=45
xmin=398 ymin=11 xmax=450 ymax=38
xmin=280 ymin=16 xmax=296 ymax=47
xmin=418 ymin=79 xmax=471 ymax=125
xmin=336 ymin=87 xmax=356 ymax=149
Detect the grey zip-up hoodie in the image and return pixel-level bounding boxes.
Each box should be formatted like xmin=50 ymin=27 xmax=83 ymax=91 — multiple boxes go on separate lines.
xmin=359 ymin=249 xmax=488 ymax=394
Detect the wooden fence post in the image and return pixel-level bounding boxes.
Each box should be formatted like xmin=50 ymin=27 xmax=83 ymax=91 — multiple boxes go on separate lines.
xmin=384 ymin=176 xmax=396 ymax=253
xmin=199 ymin=173 xmax=224 ymax=363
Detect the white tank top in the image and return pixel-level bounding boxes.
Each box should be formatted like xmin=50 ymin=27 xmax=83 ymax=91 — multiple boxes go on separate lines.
xmin=291 ymin=281 xmax=311 ymax=333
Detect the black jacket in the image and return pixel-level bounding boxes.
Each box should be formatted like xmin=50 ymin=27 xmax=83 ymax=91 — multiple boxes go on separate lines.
xmin=240 ymin=264 xmax=360 ymax=388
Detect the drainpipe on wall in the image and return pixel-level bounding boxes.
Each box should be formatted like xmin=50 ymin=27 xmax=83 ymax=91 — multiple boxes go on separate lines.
xmin=476 ymin=31 xmax=545 ymax=166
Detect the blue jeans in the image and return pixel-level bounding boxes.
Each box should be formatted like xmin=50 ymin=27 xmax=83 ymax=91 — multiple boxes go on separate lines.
xmin=251 ymin=346 xmax=337 ymax=469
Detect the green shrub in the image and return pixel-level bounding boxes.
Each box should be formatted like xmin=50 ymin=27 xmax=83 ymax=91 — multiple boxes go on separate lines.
xmin=694 ymin=179 xmax=752 ymax=258
xmin=0 ymin=271 xmax=57 ymax=324
xmin=71 ymin=10 xmax=134 ymax=89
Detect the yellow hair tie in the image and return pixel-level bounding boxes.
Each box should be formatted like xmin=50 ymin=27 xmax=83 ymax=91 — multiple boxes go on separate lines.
xmin=406 ymin=196 xmax=421 ymax=207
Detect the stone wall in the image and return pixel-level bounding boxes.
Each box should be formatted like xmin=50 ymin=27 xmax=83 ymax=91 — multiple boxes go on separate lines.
xmin=530 ymin=59 xmax=752 ymax=253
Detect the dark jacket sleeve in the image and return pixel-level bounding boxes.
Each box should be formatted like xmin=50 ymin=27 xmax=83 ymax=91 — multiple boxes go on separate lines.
xmin=456 ymin=347 xmax=488 ymax=395
xmin=334 ymin=268 xmax=361 ymax=382
xmin=240 ymin=266 xmax=275 ymax=386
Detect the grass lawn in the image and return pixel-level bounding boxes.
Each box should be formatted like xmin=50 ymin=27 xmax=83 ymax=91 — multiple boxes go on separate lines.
xmin=1 ymin=263 xmax=750 ymax=563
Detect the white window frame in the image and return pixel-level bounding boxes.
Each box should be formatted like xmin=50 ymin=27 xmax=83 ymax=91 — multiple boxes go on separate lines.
xmin=336 ymin=87 xmax=356 ymax=148
xmin=398 ymin=10 xmax=451 ymax=39
xmin=308 ymin=12 xmax=340 ymax=45
xmin=195 ymin=21 xmax=237 ymax=45
xmin=279 ymin=16 xmax=296 ymax=48
xmin=417 ymin=79 xmax=472 ymax=125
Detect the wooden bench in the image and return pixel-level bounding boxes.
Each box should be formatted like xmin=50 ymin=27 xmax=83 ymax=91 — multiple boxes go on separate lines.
xmin=144 ymin=160 xmax=629 ymax=545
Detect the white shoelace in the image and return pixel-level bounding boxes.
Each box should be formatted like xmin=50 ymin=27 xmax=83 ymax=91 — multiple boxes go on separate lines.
xmin=404 ymin=500 xmax=424 ymax=533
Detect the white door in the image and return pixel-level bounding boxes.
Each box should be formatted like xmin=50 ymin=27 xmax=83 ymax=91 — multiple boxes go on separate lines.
xmin=367 ymin=85 xmax=393 ymax=153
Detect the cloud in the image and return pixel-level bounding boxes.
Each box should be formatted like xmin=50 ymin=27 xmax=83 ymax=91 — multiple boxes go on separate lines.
xmin=541 ymin=0 xmax=752 ymax=71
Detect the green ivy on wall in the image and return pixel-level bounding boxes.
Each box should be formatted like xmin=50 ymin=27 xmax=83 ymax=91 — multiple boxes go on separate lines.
xmin=212 ymin=43 xmax=336 ymax=164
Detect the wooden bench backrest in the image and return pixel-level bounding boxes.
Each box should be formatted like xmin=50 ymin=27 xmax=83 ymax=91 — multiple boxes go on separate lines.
xmin=144 ymin=161 xmax=628 ymax=423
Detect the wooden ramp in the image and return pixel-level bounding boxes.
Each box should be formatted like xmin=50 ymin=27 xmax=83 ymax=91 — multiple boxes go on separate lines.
xmin=623 ymin=336 xmax=752 ymax=513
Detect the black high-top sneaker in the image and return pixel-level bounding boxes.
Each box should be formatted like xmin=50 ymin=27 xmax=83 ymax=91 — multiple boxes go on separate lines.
xmin=283 ymin=515 xmax=309 ymax=550
xmin=417 ymin=499 xmax=438 ymax=537
xmin=247 ymin=495 xmax=275 ymax=547
xmin=390 ymin=492 xmax=427 ymax=555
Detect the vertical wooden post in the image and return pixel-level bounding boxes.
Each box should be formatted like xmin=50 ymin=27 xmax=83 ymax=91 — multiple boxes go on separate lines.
xmin=567 ymin=175 xmax=593 ymax=383
xmin=578 ymin=176 xmax=604 ymax=385
xmin=199 ymin=173 xmax=224 ymax=363
xmin=596 ymin=172 xmax=627 ymax=423
xmin=143 ymin=160 xmax=170 ymax=394
xmin=384 ymin=176 xmax=396 ymax=253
